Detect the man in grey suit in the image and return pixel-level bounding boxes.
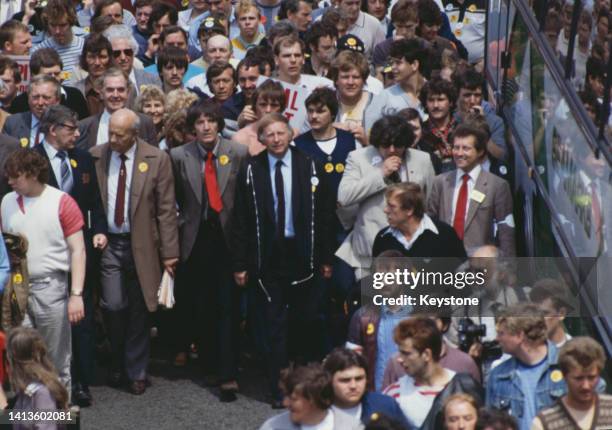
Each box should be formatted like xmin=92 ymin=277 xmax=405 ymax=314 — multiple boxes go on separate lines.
xmin=336 ymin=115 xmax=435 ymax=278
xmin=427 ymin=123 xmax=515 ymax=256
xmin=170 ymin=101 xmax=248 ymax=402
xmin=103 ymin=24 xmax=162 ymax=108
xmin=2 ymin=75 xmax=61 ymax=147
xmin=76 ymin=67 xmax=157 ymax=150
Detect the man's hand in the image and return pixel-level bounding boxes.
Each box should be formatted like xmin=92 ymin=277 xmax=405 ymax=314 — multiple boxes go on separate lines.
xmin=237 ymin=105 xmax=258 ymax=128
xmin=234 ymin=271 xmax=248 ymax=287
xmin=163 ymin=257 xmax=179 ymax=277
xmin=93 ymin=234 xmax=108 ymax=250
xmin=382 ymin=156 xmax=402 ymax=177
xmin=68 ymin=296 xmax=85 ymax=324
xmin=23 ymin=0 xmax=36 ymax=21
xmin=349 ymin=124 xmax=368 ymax=146
xmin=468 ymin=341 xmax=483 ymax=360
xmin=145 ymin=34 xmax=160 ymax=58
xmin=320 ymin=265 xmax=333 ymax=279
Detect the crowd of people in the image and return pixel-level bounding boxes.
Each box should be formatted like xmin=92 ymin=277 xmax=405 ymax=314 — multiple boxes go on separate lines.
xmin=0 ymin=0 xmax=609 ymax=428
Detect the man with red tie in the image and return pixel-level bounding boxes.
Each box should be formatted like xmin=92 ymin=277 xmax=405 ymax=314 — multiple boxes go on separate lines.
xmin=427 ymin=123 xmax=515 ymax=257
xmin=170 ymin=101 xmax=248 ymax=402
xmin=90 ymin=108 xmax=178 ymax=395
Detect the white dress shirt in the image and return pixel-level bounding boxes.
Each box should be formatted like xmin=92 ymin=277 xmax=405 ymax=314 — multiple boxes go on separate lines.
xmin=43 ymin=141 xmax=74 ymax=192
xmin=107 ymin=144 xmax=136 ymax=233
xmin=451 ymin=164 xmax=482 ymax=222
xmin=96 ymin=110 xmax=112 ymax=146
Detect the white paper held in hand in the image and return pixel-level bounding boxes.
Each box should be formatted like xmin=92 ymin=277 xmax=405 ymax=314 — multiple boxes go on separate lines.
xmin=157 ymin=270 xmax=175 ymax=309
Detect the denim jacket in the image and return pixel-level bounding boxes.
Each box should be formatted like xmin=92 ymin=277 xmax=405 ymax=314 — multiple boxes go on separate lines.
xmin=485 ymin=341 xmax=607 ymax=421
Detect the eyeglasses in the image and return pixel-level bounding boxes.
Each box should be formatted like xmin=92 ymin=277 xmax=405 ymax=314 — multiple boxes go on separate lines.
xmin=59 ymin=123 xmax=78 ymax=132
xmin=112 ymin=48 xmax=134 ymax=58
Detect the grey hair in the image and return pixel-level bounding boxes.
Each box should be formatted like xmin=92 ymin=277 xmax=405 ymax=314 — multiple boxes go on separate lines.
xmin=39 ymin=105 xmax=77 ymax=134
xmin=103 ymin=24 xmax=139 ymax=52
xmin=27 ymin=74 xmax=61 ymax=100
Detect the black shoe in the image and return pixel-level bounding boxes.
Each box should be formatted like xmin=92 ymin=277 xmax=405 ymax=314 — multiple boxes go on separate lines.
xmin=107 ymin=371 xmax=123 ymax=388
xmin=72 ymin=384 xmax=93 ymax=407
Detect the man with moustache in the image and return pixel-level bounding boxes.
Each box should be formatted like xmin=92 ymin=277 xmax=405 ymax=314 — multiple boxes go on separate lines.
xmin=427 ymin=123 xmax=515 ymax=257
xmin=222 ymin=57 xmax=266 ymax=123
xmin=170 ymin=101 xmax=248 ymax=401
xmin=232 ymin=113 xmax=335 ymax=407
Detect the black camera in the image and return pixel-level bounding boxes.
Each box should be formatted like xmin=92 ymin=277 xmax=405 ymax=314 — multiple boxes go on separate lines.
xmin=457 ymin=318 xmax=503 ymax=361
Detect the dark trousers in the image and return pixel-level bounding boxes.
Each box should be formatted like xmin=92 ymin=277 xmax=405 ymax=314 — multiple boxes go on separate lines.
xmin=173 ymin=219 xmax=238 ymax=381
xmin=250 ymin=240 xmax=319 ymax=399
xmin=71 ymin=270 xmax=96 ymax=387
xmin=99 ymin=234 xmax=149 ymax=381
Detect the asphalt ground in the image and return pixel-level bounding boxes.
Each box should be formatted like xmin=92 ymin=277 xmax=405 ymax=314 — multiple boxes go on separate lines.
xmin=78 ymin=341 xmax=279 ymax=430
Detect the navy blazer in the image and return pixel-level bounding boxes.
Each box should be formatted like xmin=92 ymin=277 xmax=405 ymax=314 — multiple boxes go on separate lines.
xmin=231 ymin=146 xmax=335 ymax=281
xmin=33 ymin=144 xmax=108 ymax=240
xmin=361 ymin=392 xmax=412 ymax=429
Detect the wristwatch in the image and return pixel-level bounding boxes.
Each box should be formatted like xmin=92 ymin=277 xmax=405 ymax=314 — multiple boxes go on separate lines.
xmin=70 ymin=291 xmax=83 ymax=297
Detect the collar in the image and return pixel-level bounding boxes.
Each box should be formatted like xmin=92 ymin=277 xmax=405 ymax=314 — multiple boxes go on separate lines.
xmin=267 ymin=147 xmax=292 ymax=168
xmin=196 ymin=138 xmax=220 ymax=160
xmin=42 ymin=140 xmax=60 ymax=159
xmin=494 ymin=341 xmax=559 ymax=380
xmin=353 ymin=11 xmax=366 ymax=28
xmin=383 ymin=213 xmax=439 ymax=240
xmin=381 ymin=303 xmax=412 ymax=317
xmin=112 ymin=142 xmax=137 ymax=160
xmin=101 ymin=109 xmax=112 ymax=123
xmin=456 ymin=164 xmax=481 ymax=184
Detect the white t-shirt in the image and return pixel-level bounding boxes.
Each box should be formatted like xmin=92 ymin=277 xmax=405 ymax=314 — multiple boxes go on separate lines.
xmin=301 ymin=410 xmax=335 ymax=430
xmin=332 ymin=404 xmax=362 ymax=422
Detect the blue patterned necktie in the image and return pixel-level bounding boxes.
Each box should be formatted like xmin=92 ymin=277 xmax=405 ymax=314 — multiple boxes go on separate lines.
xmin=56 ymin=151 xmax=73 ymax=193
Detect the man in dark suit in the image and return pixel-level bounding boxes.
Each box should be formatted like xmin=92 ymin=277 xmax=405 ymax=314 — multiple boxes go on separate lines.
xmin=36 ymin=105 xmax=108 ymax=406
xmin=8 ymin=47 xmax=90 ymax=120
xmin=427 ymin=123 xmax=515 ymax=257
xmin=232 ymin=112 xmax=335 ymax=407
xmin=0 ymin=134 xmax=19 ymax=199
xmin=2 ymin=75 xmax=61 ymax=147
xmin=90 ymin=108 xmax=178 ymax=395
xmin=170 ymin=101 xmax=248 ymax=402
xmin=76 ymin=67 xmax=157 ymax=150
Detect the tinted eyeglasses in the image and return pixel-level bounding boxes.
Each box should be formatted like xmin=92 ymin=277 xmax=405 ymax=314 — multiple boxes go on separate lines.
xmin=112 ymin=48 xmax=134 ymax=58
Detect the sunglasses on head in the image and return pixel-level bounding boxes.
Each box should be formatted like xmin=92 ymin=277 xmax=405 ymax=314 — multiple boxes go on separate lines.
xmin=112 ymin=48 xmax=134 ymax=58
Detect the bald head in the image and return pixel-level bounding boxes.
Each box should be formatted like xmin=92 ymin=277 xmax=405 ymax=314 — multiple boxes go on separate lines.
xmin=206 ymin=35 xmax=232 ymax=64
xmin=471 ymin=245 xmax=499 ymax=259
xmin=109 ymin=108 xmax=140 ymax=153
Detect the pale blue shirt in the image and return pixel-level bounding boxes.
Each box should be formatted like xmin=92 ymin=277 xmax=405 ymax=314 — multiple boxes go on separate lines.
xmin=268 ymin=150 xmax=295 ymax=238
xmin=42 ymin=141 xmax=74 ymax=192
xmin=375 ymin=304 xmax=412 ymax=391
xmin=30 ymin=116 xmax=40 ymax=147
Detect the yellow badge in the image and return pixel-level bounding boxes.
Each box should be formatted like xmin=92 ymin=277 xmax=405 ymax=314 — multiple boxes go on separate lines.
xmin=455 ymin=29 xmax=462 ymax=36
xmin=366 ymin=323 xmax=375 ymax=335
xmin=450 ymin=15 xmax=458 ymax=22
xmin=20 ymin=138 xmax=28 ymax=147
xmin=13 ymin=273 xmax=22 ymax=284
xmin=464 ymin=17 xmax=470 ymax=24
xmin=60 ymin=71 xmax=71 ymax=81
xmin=84 ymin=26 xmax=90 ymax=33
xmin=70 ymin=159 xmax=77 ymax=168
xmin=468 ymin=4 xmax=477 ymax=12
xmin=311 ymin=185 xmax=317 ymax=193
xmin=219 ymin=155 xmax=229 ymax=165
xmin=347 ymin=37 xmax=357 ymax=46
xmin=182 ymin=0 xmax=189 ymax=6
xmin=335 ymin=163 xmax=344 ymax=173
xmin=370 ymin=413 xmax=380 ymax=421
xmin=470 ymin=190 xmax=486 ymax=203
xmin=140 ymin=84 xmax=148 ymax=93
xmin=324 ymin=163 xmax=334 ymax=173
xmin=138 ymin=162 xmax=148 ymax=173
xmin=550 ymin=370 xmax=563 ymax=383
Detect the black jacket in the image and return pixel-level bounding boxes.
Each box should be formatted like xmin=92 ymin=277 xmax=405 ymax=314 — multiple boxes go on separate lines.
xmin=231 ymin=147 xmax=335 ymax=282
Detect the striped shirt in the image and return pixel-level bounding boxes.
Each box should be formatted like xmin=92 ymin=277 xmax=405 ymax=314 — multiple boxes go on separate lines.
xmin=32 ymin=29 xmax=86 ymax=76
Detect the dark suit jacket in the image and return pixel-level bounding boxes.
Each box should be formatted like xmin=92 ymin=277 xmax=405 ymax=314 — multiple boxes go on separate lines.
xmin=1 ymin=112 xmax=33 ymax=142
xmin=0 ymin=135 xmax=19 ymax=200
xmin=232 ymin=146 xmax=335 ymax=282
xmin=170 ymin=138 xmax=248 ymax=261
xmin=76 ymin=111 xmax=158 ymax=150
xmin=90 ymin=139 xmax=179 ymax=312
xmin=10 ymin=86 xmax=90 ymax=119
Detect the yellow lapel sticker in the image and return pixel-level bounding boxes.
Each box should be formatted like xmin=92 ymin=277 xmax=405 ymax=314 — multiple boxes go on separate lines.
xmin=138 ymin=162 xmax=148 ymax=173
xmin=550 ymin=370 xmax=563 ymax=383
xmin=324 ymin=162 xmax=334 ymax=173
xmin=311 ymin=185 xmax=317 ymax=193
xmin=366 ymin=323 xmax=375 ymax=335
xmin=335 ymin=163 xmax=344 ymax=173
xmin=219 ymin=155 xmax=229 ymax=165
xmin=70 ymin=159 xmax=77 ymax=168
xmin=20 ymin=138 xmax=28 ymax=147
xmin=468 ymin=4 xmax=477 ymax=12
xmin=470 ymin=190 xmax=486 ymax=203
xmin=13 ymin=273 xmax=22 ymax=284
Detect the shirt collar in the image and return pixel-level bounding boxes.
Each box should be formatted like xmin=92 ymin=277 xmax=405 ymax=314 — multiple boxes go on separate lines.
xmin=353 ymin=11 xmax=366 ymax=28
xmin=42 ymin=140 xmax=59 ymax=159
xmin=31 ymin=115 xmax=40 ymax=128
xmin=113 ymin=143 xmax=137 ymax=160
xmin=267 ymin=147 xmax=292 ymax=169
xmin=383 ymin=214 xmax=439 ymax=249
xmin=457 ymin=164 xmax=481 ymax=184
xmin=101 ymin=109 xmax=112 ymax=122
xmin=196 ymin=138 xmax=220 ymax=160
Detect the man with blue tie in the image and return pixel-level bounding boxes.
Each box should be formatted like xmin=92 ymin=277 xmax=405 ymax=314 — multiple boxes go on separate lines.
xmin=36 ymin=105 xmax=108 ymax=407
xmin=232 ymin=112 xmax=335 ymax=408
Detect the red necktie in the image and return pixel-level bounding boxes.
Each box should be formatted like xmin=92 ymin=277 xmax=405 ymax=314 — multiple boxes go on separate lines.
xmin=453 ymin=174 xmax=470 ymax=240
xmin=204 ymin=151 xmax=223 ymax=212
xmin=114 ymin=154 xmax=127 ymax=227
xmin=34 ymin=128 xmax=40 ymax=146
xmin=591 ymin=182 xmax=602 ymax=242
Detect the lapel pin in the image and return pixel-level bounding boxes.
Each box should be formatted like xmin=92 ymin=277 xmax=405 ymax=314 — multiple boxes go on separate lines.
xmin=335 ymin=163 xmax=344 ymax=173
xmin=219 ymin=155 xmax=229 ymax=165
xmin=70 ymin=159 xmax=77 ymax=168
xmin=12 ymin=273 xmax=22 ymax=284
xmin=20 ymin=138 xmax=28 ymax=147
xmin=371 ymin=156 xmax=382 ymax=165
xmin=139 ymin=162 xmax=148 ymax=172
xmin=324 ymin=162 xmax=334 ymax=173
